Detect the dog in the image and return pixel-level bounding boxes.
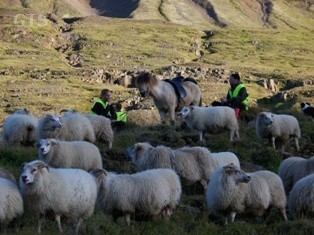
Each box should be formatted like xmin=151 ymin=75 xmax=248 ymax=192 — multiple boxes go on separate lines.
xmin=300 ymin=102 xmax=314 ymax=120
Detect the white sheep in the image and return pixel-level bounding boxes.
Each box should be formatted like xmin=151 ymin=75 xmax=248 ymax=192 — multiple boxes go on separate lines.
xmin=178 ymin=106 xmax=239 ymax=142
xmin=256 ymin=112 xmax=301 ymax=150
xmin=38 ymin=138 xmax=103 ymax=171
xmin=83 ymin=114 xmax=114 ymax=149
xmin=92 ymin=168 xmax=181 ymax=225
xmin=60 ymin=110 xmax=113 ymax=149
xmin=126 ymin=142 xmax=240 ymax=191
xmin=0 ymin=167 xmax=23 ymax=224
xmin=278 ymin=156 xmax=314 ymax=195
xmin=19 ymin=160 xmax=97 ymax=234
xmin=206 ymin=163 xmax=287 ymax=224
xmin=2 ymin=109 xmax=38 ymax=146
xmin=37 ymin=113 xmax=96 ymax=143
xmin=288 ymin=174 xmax=314 ymax=219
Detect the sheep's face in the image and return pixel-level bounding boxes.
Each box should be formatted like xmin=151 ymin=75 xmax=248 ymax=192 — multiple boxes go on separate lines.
xmin=126 ymin=142 xmax=151 ymax=163
xmin=178 ymin=107 xmax=191 ymax=118
xmin=261 ymin=112 xmax=273 ymax=125
xmin=38 ymin=139 xmax=52 ymax=155
xmin=44 ymin=114 xmax=62 ymax=130
xmin=223 ymin=163 xmax=251 ymax=185
xmin=20 ymin=161 xmax=48 ymax=185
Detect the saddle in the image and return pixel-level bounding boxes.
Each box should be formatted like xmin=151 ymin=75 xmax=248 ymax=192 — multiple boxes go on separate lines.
xmin=164 ymin=76 xmax=198 ymax=99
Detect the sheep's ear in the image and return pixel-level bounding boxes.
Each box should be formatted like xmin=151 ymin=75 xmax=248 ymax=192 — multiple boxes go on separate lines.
xmin=50 ymin=139 xmax=58 ymax=145
xmin=91 ymin=168 xmax=107 ymax=177
xmin=190 ymin=106 xmax=194 ymax=111
xmin=20 ymin=162 xmax=27 ymax=172
xmin=223 ymin=164 xmax=234 ymax=174
xmin=135 ymin=144 xmax=142 ymax=152
xmin=35 ymin=161 xmax=49 ymax=172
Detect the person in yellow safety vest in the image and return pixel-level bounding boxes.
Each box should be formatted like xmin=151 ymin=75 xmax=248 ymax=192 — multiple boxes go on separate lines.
xmin=90 ymin=89 xmax=117 ymax=120
xmin=212 ymin=72 xmax=249 ymax=119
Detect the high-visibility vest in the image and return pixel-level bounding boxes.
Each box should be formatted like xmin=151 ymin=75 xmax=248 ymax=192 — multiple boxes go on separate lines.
xmin=90 ymin=98 xmax=109 ymax=114
xmin=228 ymin=84 xmax=249 ymax=110
xmin=116 ymin=111 xmax=127 ymax=123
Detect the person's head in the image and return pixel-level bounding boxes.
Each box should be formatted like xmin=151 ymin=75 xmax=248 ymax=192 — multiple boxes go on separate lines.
xmin=100 ymin=89 xmax=111 ymax=102
xmin=229 ymin=72 xmax=241 ymax=86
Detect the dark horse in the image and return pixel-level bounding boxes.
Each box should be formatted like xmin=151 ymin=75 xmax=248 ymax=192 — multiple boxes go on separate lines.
xmin=136 ymin=72 xmax=202 ymax=125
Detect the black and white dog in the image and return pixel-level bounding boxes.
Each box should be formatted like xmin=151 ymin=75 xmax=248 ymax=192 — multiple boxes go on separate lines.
xmin=300 ymin=102 xmax=314 ymax=119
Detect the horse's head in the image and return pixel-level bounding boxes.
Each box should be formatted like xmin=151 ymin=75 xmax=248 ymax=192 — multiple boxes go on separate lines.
xmin=136 ymin=72 xmax=158 ymax=97
xmin=138 ymin=84 xmax=149 ymax=98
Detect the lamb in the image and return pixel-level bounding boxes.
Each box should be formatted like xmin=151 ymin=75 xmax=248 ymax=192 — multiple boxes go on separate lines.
xmin=92 ymin=168 xmax=181 ymax=225
xmin=126 ymin=142 xmax=240 ymax=191
xmin=178 ymin=106 xmax=239 ymax=142
xmin=37 ymin=113 xmax=96 ymax=143
xmin=206 ymin=163 xmax=287 ymax=225
xmin=0 ymin=167 xmax=23 ymax=224
xmin=19 ymin=160 xmax=97 ymax=234
xmin=288 ymin=174 xmax=314 ymax=219
xmin=255 ymin=112 xmax=301 ymax=150
xmin=2 ymin=109 xmax=38 ymax=146
xmin=38 ymin=138 xmax=103 ymax=171
xmin=60 ymin=110 xmax=113 ymax=149
xmin=278 ymin=156 xmax=314 ymax=195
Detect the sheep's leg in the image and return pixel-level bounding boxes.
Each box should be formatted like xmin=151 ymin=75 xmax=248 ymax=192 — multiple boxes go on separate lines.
xmin=75 ymin=218 xmax=83 ymax=234
xmin=235 ymin=129 xmax=240 ymax=140
xmin=271 ymin=137 xmax=276 ymax=149
xmin=228 ymin=212 xmax=236 ymax=223
xmin=55 ymin=214 xmax=63 ymax=233
xmin=125 ymin=213 xmax=131 ymax=226
xmin=280 ymin=208 xmax=288 ymax=221
xmin=230 ymin=130 xmax=234 ymax=142
xmin=294 ymin=137 xmax=300 ymax=151
xmin=199 ymin=131 xmax=204 ymax=142
xmin=223 ymin=216 xmax=228 ymax=225
xmin=37 ymin=214 xmax=45 ymax=234
xmin=200 ymin=179 xmax=208 ymax=192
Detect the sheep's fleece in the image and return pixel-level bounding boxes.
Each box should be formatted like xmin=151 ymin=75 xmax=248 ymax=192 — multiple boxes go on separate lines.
xmin=38 ymin=138 xmax=103 ymax=171
xmin=255 ymin=112 xmax=301 ymax=150
xmin=19 ymin=160 xmax=97 ymax=233
xmin=206 ymin=163 xmax=287 ymax=224
xmin=178 ymin=106 xmax=239 ymax=142
xmin=93 ymin=168 xmax=181 ymax=225
xmin=126 ymin=142 xmax=240 ymax=190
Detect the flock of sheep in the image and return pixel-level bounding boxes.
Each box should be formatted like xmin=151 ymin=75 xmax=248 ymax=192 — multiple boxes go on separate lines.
xmin=0 ymin=106 xmax=313 ymax=233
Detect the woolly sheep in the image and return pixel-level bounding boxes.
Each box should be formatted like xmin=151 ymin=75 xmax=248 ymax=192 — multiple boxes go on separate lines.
xmin=206 ymin=163 xmax=287 ymax=225
xmin=38 ymin=138 xmax=103 ymax=171
xmin=126 ymin=142 xmax=240 ymax=191
xmin=83 ymin=114 xmax=113 ymax=149
xmin=60 ymin=110 xmax=113 ymax=149
xmin=92 ymin=168 xmax=181 ymax=225
xmin=278 ymin=156 xmax=314 ymax=195
xmin=2 ymin=109 xmax=38 ymax=146
xmin=178 ymin=106 xmax=239 ymax=142
xmin=255 ymin=112 xmax=301 ymax=150
xmin=288 ymin=174 xmax=314 ymax=219
xmin=19 ymin=160 xmax=97 ymax=233
xmin=0 ymin=165 xmax=17 ymax=183
xmin=0 ymin=167 xmax=23 ymax=224
xmin=37 ymin=113 xmax=96 ymax=143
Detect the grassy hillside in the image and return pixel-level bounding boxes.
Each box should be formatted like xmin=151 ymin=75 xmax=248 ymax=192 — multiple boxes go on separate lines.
xmin=0 ymin=1 xmax=314 ymax=234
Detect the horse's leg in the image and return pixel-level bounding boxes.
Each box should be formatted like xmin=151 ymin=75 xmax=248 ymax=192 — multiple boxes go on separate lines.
xmin=169 ymin=108 xmax=176 ymax=126
xmin=158 ymin=109 xmax=167 ymax=124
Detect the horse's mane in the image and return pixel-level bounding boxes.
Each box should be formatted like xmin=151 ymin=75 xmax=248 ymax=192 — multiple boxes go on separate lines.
xmin=137 ymin=72 xmax=158 ymax=87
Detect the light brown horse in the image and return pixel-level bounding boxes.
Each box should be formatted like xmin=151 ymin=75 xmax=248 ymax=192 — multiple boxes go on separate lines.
xmin=136 ymin=72 xmax=202 ymax=125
